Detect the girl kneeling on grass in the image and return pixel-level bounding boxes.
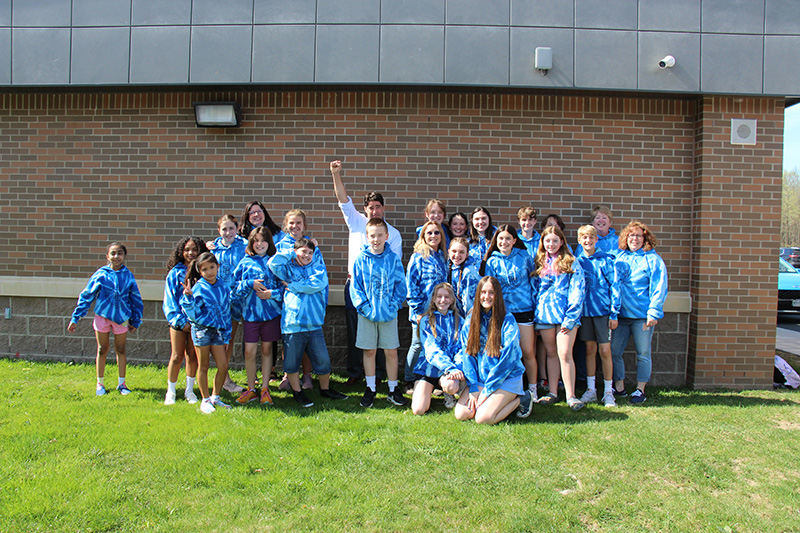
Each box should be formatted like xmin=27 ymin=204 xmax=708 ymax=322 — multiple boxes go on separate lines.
xmin=163 ymin=236 xmax=208 ymax=405
xmin=454 ymin=276 xmax=533 ymax=424
xmin=411 ymin=283 xmax=466 ymax=414
xmin=68 ymin=242 xmax=143 ymax=396
xmin=231 ymin=227 xmax=284 ymax=406
xmin=180 ymin=253 xmax=232 ymax=414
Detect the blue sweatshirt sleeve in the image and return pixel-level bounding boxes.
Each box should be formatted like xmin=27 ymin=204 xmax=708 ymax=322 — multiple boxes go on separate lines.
xmin=126 ymin=275 xmax=144 ymax=329
xmin=420 ymin=315 xmax=459 ymax=375
xmin=605 ymin=257 xmax=621 ymax=321
xmin=163 ymin=268 xmax=187 ymax=330
xmin=350 ymin=256 xmax=374 ymax=318
xmin=481 ymin=315 xmax=522 ymax=397
xmin=71 ymin=270 xmax=103 ymax=324
xmin=458 ymin=319 xmax=481 ymax=394
xmin=288 ymin=255 xmax=328 ymax=295
xmin=647 ymin=254 xmax=669 ymax=321
xmin=391 ymin=255 xmax=407 ymax=315
xmin=562 ymin=262 xmax=586 ymax=330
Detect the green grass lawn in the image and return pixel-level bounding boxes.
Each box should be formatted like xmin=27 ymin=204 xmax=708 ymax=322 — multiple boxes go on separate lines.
xmin=2 ymin=359 xmax=799 ymax=532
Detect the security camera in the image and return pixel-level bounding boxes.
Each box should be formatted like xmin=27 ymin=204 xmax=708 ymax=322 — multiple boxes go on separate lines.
xmin=658 ymin=55 xmax=676 ymax=69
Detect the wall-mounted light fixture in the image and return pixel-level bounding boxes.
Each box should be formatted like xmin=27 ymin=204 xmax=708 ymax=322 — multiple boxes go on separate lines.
xmin=658 ymin=55 xmax=676 ymax=69
xmin=535 ymin=47 xmax=552 ymax=76
xmin=193 ymin=102 xmax=242 ymax=127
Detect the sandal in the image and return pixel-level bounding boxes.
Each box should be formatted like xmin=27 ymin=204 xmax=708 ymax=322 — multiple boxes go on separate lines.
xmin=538 ymin=392 xmax=557 ymax=405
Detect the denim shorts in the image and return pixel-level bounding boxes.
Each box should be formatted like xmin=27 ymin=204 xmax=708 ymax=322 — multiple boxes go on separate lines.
xmin=283 ymin=328 xmax=332 ymax=375
xmin=191 ymin=324 xmax=225 ymax=347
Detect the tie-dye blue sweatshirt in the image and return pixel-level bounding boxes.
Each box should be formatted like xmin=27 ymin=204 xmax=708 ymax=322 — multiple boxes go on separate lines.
xmin=614 ymin=248 xmax=668 ymax=321
xmin=449 ymin=256 xmax=481 ymax=317
xmin=483 ymin=248 xmax=536 ymax=314
xmin=163 ymin=263 xmax=189 ymax=329
xmin=231 ymin=254 xmax=284 ymax=323
xmin=180 ymin=277 xmax=232 ymax=343
xmin=534 ymin=256 xmax=586 ymax=330
xmin=268 ymin=251 xmax=329 ymax=333
xmin=577 ymin=250 xmax=620 ymax=319
xmin=406 ymin=250 xmax=448 ymax=323
xmin=71 ymin=265 xmax=143 ymax=328
xmin=350 ymin=245 xmax=406 ymax=323
xmin=459 ymin=310 xmax=525 ymax=396
xmin=414 ymin=309 xmax=463 ymax=378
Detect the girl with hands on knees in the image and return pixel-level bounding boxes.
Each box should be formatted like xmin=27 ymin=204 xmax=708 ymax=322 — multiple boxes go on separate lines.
xmin=411 ymin=283 xmax=466 ymax=414
xmin=454 ymin=276 xmax=534 ymax=424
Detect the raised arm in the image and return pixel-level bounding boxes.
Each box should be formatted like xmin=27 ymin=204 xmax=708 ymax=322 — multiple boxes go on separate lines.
xmin=330 ymin=160 xmax=348 ymax=204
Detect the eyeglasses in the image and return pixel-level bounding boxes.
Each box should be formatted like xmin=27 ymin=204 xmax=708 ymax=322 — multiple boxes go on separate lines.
xmin=249 ymin=209 xmax=264 ymax=216
xmin=425 ymin=231 xmax=441 ymax=236
xmin=628 ymin=233 xmax=644 ymax=239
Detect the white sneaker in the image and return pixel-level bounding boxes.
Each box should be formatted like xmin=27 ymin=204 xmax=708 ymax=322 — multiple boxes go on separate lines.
xmin=164 ymin=390 xmax=176 ymax=406
xmin=223 ymin=376 xmax=244 ymax=394
xmin=212 ymin=396 xmax=232 ymax=410
xmin=184 ymin=389 xmax=198 ymax=404
xmin=580 ymin=388 xmax=598 ymax=404
xmin=443 ymin=393 xmax=457 ymax=409
xmin=602 ymin=390 xmax=617 ymax=407
xmin=200 ymin=398 xmax=215 ymax=414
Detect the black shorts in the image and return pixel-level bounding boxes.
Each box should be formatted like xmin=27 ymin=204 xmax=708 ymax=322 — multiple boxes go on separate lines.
xmin=512 ymin=310 xmax=535 ymax=325
xmin=577 ymin=315 xmax=611 ymax=343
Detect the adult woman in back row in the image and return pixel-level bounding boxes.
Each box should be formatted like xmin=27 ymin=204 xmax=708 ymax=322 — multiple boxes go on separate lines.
xmin=610 ymin=221 xmax=668 ymax=405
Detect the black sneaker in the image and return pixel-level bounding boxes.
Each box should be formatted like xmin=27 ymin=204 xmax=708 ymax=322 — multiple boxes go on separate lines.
xmin=360 ymin=388 xmax=376 ymax=408
xmin=613 ymin=388 xmax=629 ymax=398
xmin=516 ymin=390 xmax=533 ymax=418
xmin=629 ymin=389 xmax=647 ymax=404
xmin=387 ymin=388 xmax=408 ymax=407
xmin=320 ymin=387 xmax=347 ymax=400
xmin=292 ymin=389 xmax=314 ymax=408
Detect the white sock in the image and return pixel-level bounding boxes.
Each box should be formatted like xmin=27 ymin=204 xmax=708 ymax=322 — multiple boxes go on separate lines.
xmin=210 ymin=394 xmax=219 ymax=403
xmin=168 ymin=380 xmax=177 ymax=394
xmin=118 ymin=377 xmax=126 ymax=386
xmin=366 ymin=375 xmax=377 ymax=392
xmin=186 ymin=376 xmax=196 ymax=389
xmin=97 ymin=377 xmax=104 ymax=386
xmin=604 ymin=380 xmax=613 ymax=394
xmin=587 ymin=376 xmax=596 ymax=391
xmin=388 ymin=379 xmax=398 ymax=392
xmin=528 ymin=384 xmax=539 ymax=400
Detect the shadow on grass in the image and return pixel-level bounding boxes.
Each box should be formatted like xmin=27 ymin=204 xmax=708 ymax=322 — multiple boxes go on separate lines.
xmin=624 ymin=387 xmax=800 ymax=407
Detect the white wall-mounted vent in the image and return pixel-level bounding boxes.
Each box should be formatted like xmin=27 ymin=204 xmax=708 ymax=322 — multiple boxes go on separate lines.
xmin=730 ymin=119 xmax=757 ymax=145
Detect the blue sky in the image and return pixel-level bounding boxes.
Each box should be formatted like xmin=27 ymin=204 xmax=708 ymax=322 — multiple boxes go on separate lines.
xmin=785 ymin=104 xmax=800 ymax=172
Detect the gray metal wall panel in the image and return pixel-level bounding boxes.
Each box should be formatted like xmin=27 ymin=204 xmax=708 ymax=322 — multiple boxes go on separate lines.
xmin=380 ymin=25 xmax=444 ymax=83
xmin=315 ymin=25 xmax=379 ymax=82
xmin=12 ymin=0 xmax=71 ymax=28
xmin=639 ymin=0 xmax=701 ymax=32
xmin=575 ymin=29 xmax=637 ymax=89
xmin=71 ymin=27 xmax=130 ymax=84
xmin=764 ymin=35 xmax=800 ymax=94
xmin=576 ymin=0 xmax=637 ymax=30
xmin=701 ymin=33 xmax=763 ymax=93
xmin=445 ymin=25 xmax=509 ymax=85
xmin=317 ymin=0 xmax=380 ymax=24
xmin=765 ymin=0 xmax=800 ymax=35
xmin=130 ymin=26 xmax=190 ymax=84
xmin=510 ymin=27 xmax=574 ymax=87
xmin=192 ymin=0 xmax=253 ymax=25
xmin=11 ymin=28 xmax=71 ymax=84
xmin=255 ymin=0 xmax=317 ymax=24
xmin=702 ymin=0 xmax=765 ymax=34
xmin=381 ymin=0 xmax=445 ymax=24
xmin=638 ymin=32 xmax=700 ymax=92
xmin=0 ymin=0 xmax=8 ymax=26
xmin=131 ymin=0 xmax=191 ymax=26
xmin=0 ymin=29 xmax=9 ymax=83
xmin=446 ymin=0 xmax=510 ymax=26
xmin=190 ymin=26 xmax=253 ymax=83
xmin=511 ymin=0 xmax=574 ymax=28
xmin=72 ymin=0 xmax=131 ymax=27
xmin=252 ymin=25 xmax=316 ymax=83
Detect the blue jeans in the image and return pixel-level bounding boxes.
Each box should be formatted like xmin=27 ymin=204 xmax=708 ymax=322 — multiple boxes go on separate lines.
xmin=283 ymin=329 xmax=332 ymax=375
xmin=405 ymin=322 xmax=421 ymax=382
xmin=610 ymin=318 xmax=654 ymax=384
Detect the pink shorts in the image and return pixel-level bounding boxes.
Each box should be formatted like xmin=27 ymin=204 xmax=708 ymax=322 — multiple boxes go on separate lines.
xmin=93 ymin=316 xmax=129 ymax=335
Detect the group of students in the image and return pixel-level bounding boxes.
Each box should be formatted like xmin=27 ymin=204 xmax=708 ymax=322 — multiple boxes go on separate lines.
xmin=68 ymin=160 xmax=668 ymax=424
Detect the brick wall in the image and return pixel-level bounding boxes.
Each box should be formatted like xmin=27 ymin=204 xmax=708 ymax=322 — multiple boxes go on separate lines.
xmin=688 ymin=96 xmax=784 ymax=388
xmin=0 ymin=88 xmax=782 ymax=387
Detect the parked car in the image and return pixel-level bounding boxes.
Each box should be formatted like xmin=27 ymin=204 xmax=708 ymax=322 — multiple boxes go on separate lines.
xmin=779 ymin=258 xmax=800 ymax=314
xmin=780 ymin=247 xmax=800 ymax=268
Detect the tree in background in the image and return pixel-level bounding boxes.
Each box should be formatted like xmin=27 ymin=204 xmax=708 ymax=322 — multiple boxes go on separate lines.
xmin=782 ymin=169 xmax=800 ymax=247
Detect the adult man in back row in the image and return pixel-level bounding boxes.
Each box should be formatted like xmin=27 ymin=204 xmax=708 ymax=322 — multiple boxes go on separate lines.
xmin=329 ymin=160 xmax=403 ymax=385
